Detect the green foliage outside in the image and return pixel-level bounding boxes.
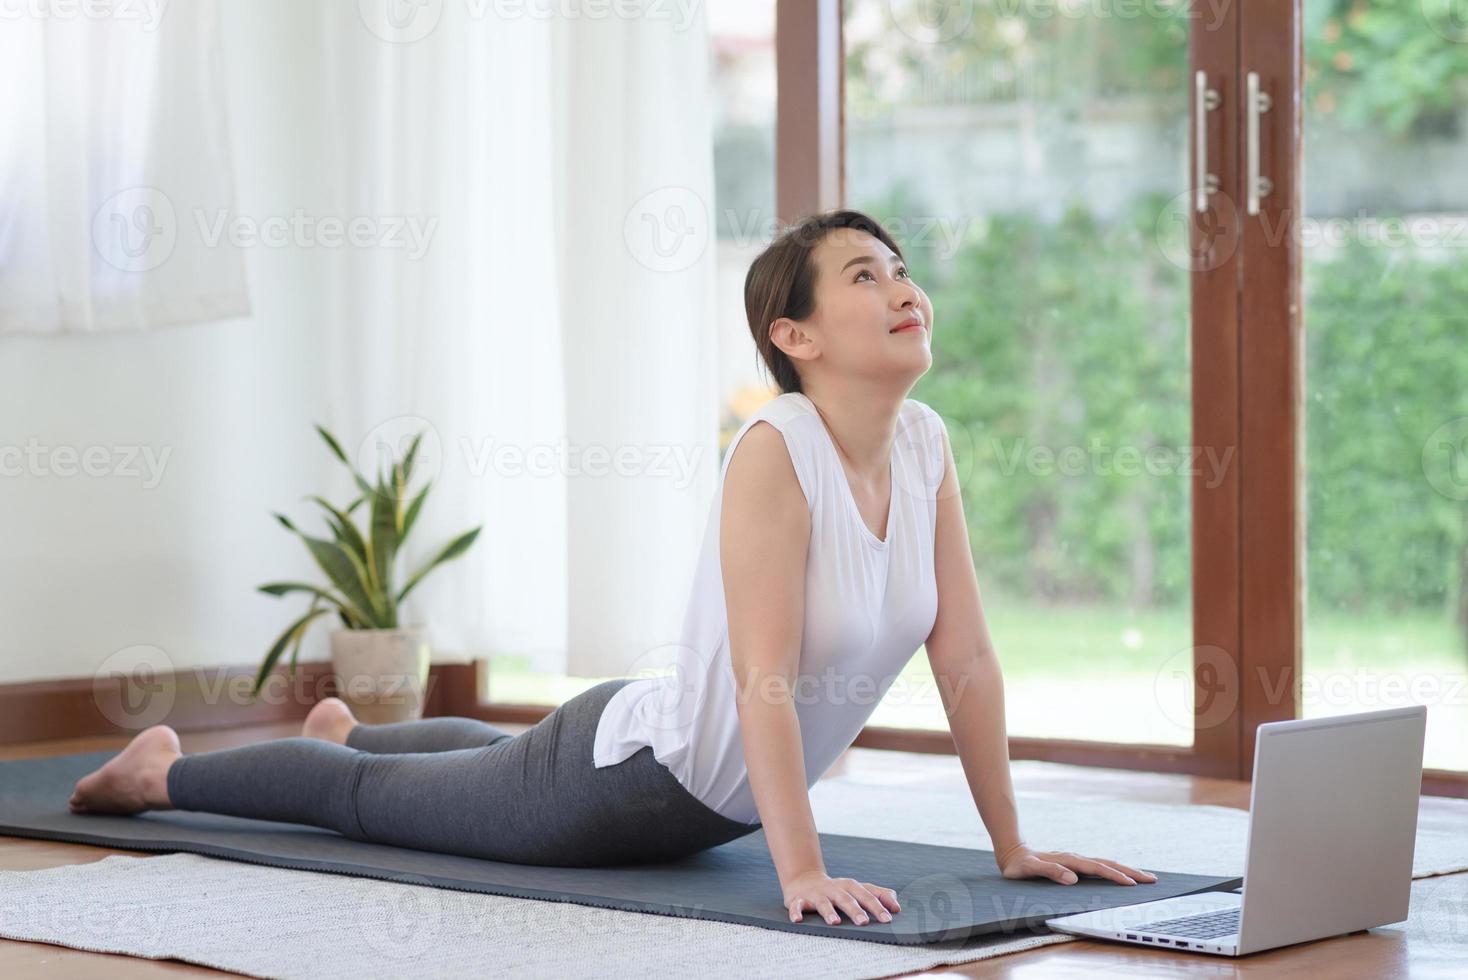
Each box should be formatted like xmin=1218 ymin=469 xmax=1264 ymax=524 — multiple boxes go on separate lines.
xmin=836 ymin=0 xmax=1468 ymax=648
xmin=856 ymin=188 xmax=1468 ymax=649
xmin=847 ymin=0 xmax=1468 ymax=137
xmin=876 ymin=191 xmax=1192 ymax=610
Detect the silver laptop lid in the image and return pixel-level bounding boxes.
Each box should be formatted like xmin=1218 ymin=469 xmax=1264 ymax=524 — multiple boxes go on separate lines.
xmin=1237 ymin=705 xmax=1425 ymax=955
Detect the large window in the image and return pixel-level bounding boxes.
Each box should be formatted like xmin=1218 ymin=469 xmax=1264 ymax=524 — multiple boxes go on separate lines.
xmin=475 ymin=0 xmax=1466 ymax=791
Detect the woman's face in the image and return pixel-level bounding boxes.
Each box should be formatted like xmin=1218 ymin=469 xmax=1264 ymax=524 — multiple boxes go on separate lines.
xmin=778 ymin=228 xmax=934 ymax=387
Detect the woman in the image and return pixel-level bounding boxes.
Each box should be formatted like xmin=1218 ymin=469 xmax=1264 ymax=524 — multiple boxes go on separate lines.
xmin=69 ymin=208 xmax=1156 ymax=928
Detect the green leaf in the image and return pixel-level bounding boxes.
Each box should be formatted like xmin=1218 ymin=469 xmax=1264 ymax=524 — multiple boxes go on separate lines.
xmin=351 ymin=469 xmax=378 ymax=501
xmin=251 ymin=604 xmax=332 ymax=700
xmin=273 ymin=503 xmax=385 ymax=622
xmin=370 ymin=484 xmax=400 ymax=625
xmin=392 ymin=460 xmax=407 ymax=511
xmin=317 ymin=423 xmax=380 ymax=500
xmin=292 ymin=527 xmax=386 ymax=626
xmin=256 ymin=581 xmax=365 ymax=619
xmin=401 ymin=481 xmax=432 ymax=542
xmin=305 ymin=495 xmax=370 ymax=568
xmin=259 ymin=580 xmax=331 ymax=598
xmin=289 ymin=596 xmax=322 ymax=676
xmin=401 ymin=430 xmax=425 ymax=485
xmin=314 ymin=424 xmax=352 ymax=468
xmin=320 ymin=421 xmax=378 ymax=501
xmin=396 ymin=526 xmax=482 ymax=605
xmin=305 ymin=493 xmax=378 ymax=602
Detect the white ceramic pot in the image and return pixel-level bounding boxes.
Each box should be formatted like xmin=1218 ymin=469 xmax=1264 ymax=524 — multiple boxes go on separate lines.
xmin=328 ymin=627 xmax=430 ymax=724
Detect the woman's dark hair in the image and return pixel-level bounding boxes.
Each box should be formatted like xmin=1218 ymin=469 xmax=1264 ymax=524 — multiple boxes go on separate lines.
xmin=742 ymin=209 xmax=905 ymax=394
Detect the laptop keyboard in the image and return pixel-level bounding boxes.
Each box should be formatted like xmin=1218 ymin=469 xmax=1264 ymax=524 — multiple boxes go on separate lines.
xmin=1133 ymin=908 xmax=1241 ymax=940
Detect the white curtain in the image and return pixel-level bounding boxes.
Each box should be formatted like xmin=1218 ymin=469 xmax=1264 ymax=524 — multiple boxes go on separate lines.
xmin=320 ymin=3 xmax=718 ymax=678
xmin=0 ymin=0 xmax=249 ymax=334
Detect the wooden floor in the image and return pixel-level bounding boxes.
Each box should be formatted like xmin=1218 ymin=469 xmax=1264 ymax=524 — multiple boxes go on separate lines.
xmin=1 ymin=723 xmax=1462 ymax=978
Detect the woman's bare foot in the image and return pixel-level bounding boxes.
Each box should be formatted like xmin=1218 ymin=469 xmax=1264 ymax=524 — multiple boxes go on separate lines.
xmin=302 ymin=697 xmax=359 ymax=745
xmin=69 ymin=725 xmax=181 ymax=815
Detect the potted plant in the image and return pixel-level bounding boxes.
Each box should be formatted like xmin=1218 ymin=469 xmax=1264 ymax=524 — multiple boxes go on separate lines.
xmin=252 ymin=423 xmax=482 ymax=723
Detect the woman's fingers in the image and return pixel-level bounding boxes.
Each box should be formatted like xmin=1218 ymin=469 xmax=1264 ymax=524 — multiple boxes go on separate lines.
xmin=1048 ymin=860 xmax=1080 ymax=884
xmin=831 ymin=887 xmax=872 ymax=925
xmin=789 ymin=895 xmax=837 ymax=924
xmin=862 ymin=882 xmax=902 ymax=915
xmin=1105 ymin=861 xmax=1159 ymax=883
xmin=1068 ymin=858 xmax=1136 ymax=885
xmin=790 ymin=881 xmax=901 ymax=926
xmin=1063 ymin=854 xmax=1159 ymax=885
xmin=999 ymin=849 xmax=1159 ymax=887
xmin=1016 ymin=857 xmax=1077 ymax=884
xmin=846 ymin=881 xmax=893 ymax=922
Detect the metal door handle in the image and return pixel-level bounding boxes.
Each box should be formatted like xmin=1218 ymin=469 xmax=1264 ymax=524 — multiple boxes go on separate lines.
xmin=1194 ymin=70 xmax=1221 ymax=213
xmin=1246 ymin=71 xmax=1273 ymax=215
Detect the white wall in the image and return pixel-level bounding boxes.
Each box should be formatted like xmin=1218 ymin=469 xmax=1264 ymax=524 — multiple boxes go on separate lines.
xmin=0 ymin=1 xmax=341 ymax=685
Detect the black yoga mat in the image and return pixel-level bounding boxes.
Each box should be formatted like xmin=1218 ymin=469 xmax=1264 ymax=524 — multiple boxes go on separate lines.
xmin=0 ymin=750 xmax=1241 ymax=946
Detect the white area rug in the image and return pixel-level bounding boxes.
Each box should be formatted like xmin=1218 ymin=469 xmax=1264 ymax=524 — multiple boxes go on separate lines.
xmin=0 ymin=777 xmax=1463 ymax=979
xmin=0 ymin=854 xmax=1072 ymax=979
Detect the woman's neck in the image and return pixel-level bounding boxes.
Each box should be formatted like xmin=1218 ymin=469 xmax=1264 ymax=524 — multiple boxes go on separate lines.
xmin=799 ymin=383 xmax=906 ymax=482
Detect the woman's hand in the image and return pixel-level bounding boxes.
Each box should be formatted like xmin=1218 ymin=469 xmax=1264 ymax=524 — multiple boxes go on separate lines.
xmin=994 ymin=841 xmax=1158 ymax=886
xmin=783 ymin=869 xmax=901 ymax=926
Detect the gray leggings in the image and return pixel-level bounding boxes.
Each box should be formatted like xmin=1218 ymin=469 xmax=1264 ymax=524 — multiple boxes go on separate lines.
xmin=165 ymin=677 xmax=761 ymax=867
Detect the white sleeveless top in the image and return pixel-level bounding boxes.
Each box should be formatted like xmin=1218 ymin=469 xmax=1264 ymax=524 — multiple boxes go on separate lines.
xmin=591 ymin=392 xmax=947 ymax=824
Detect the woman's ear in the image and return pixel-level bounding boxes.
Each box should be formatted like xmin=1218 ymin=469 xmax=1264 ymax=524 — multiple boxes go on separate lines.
xmin=770 ymin=316 xmax=817 ymax=365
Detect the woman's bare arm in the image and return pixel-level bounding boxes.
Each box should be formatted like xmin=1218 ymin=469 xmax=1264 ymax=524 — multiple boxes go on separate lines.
xmin=720 ymin=420 xmax=822 ymax=881
xmin=721 ymin=420 xmax=899 ymax=925
xmin=924 ymin=418 xmax=1157 ymax=887
xmin=922 ymin=420 xmax=1025 ymax=860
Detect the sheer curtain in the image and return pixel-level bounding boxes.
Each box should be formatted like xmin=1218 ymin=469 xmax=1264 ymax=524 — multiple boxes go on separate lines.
xmin=0 ymin=0 xmax=249 ymax=333
xmin=320 ymin=4 xmax=719 ymax=678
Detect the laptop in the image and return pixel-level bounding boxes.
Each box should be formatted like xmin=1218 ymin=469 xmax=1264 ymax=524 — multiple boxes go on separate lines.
xmin=1045 ymin=704 xmax=1426 ymax=956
